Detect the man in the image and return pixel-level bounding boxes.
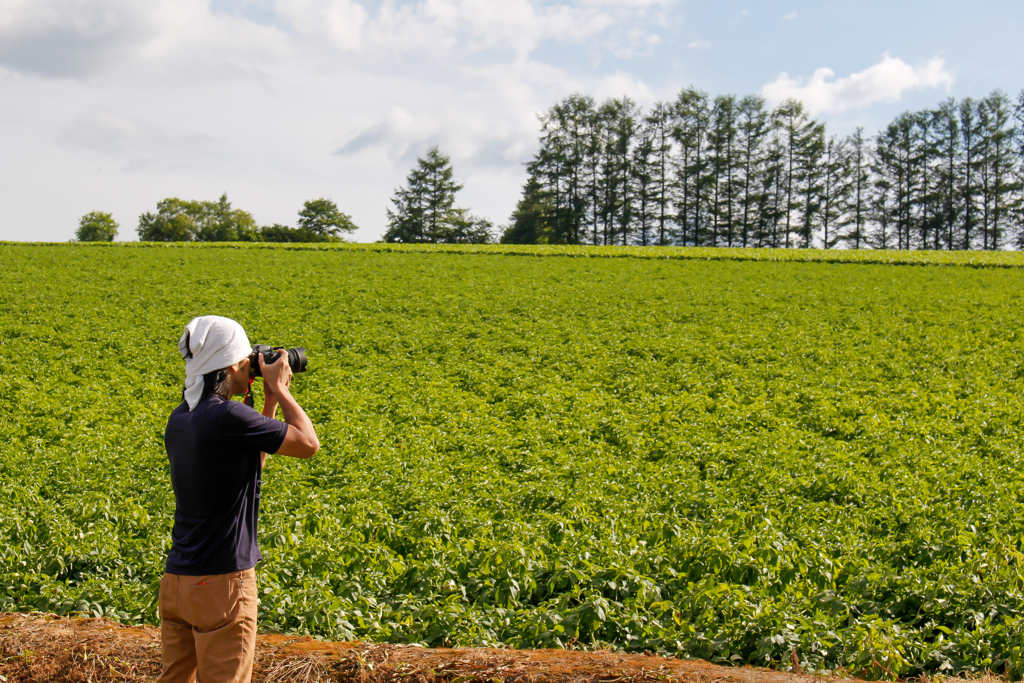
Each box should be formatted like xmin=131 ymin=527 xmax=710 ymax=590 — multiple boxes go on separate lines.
xmin=157 ymin=315 xmax=320 ymax=683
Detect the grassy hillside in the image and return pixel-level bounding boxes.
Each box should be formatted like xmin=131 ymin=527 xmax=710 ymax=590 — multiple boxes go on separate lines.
xmin=3 ymin=243 xmax=1024 ymax=678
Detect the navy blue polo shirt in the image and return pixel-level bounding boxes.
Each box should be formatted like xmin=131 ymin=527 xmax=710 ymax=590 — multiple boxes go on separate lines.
xmin=163 ymin=394 xmax=289 ymax=576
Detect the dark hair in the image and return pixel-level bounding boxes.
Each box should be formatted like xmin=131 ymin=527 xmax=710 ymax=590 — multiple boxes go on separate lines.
xmin=202 ymin=367 xmax=232 ymax=400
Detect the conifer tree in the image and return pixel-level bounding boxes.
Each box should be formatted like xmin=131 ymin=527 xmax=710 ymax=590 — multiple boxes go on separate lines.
xmin=977 ymin=92 xmax=1020 ymax=249
xmin=598 ymin=97 xmax=638 ymax=245
xmin=672 ymin=87 xmax=710 ymax=246
xmin=503 ymin=173 xmax=553 ymax=244
xmin=708 ymin=95 xmax=739 ymax=247
xmin=558 ymin=95 xmax=596 ymax=244
xmin=797 ymin=121 xmax=826 ymax=248
xmin=1014 ymin=90 xmax=1024 ymax=246
xmin=914 ymin=112 xmax=942 ymax=249
xmin=736 ymin=95 xmax=770 ymax=248
xmin=646 ymin=102 xmax=675 ymax=245
xmin=758 ymin=124 xmax=786 ymax=247
xmin=931 ymin=99 xmax=962 ymax=249
xmin=384 ymin=146 xmax=465 ymax=243
xmin=510 ymin=85 xmax=1024 ymax=250
xmin=842 ymin=128 xmax=871 ymax=249
xmin=631 ymin=120 xmax=657 ymax=246
xmin=820 ymin=136 xmax=852 ymax=249
xmin=773 ymin=99 xmax=807 ymax=248
xmin=959 ymin=98 xmax=983 ymax=249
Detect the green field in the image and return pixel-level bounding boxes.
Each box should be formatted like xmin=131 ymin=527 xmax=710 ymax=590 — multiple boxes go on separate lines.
xmin=4 ymin=243 xmax=1024 ymax=679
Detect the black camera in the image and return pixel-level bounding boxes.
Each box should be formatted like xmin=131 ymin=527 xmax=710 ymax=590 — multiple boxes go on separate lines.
xmin=248 ymin=344 xmax=308 ymax=377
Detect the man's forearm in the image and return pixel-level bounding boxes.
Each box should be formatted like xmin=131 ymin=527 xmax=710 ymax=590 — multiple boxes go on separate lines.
xmin=275 ymin=386 xmax=318 ymax=446
xmin=262 ymin=396 xmax=278 ymax=419
xmin=260 ymin=396 xmax=278 ymax=468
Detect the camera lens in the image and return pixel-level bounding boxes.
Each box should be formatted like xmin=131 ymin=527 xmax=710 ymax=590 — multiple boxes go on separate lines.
xmin=249 ymin=345 xmax=307 ymax=378
xmin=287 ymin=347 xmax=308 ymax=373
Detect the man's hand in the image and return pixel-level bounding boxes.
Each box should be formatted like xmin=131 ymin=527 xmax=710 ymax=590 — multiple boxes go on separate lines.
xmin=258 ymin=348 xmax=319 ymax=459
xmin=259 ymin=348 xmax=293 ymax=397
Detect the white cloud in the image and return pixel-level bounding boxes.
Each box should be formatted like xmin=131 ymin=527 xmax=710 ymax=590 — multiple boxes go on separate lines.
xmin=688 ymin=39 xmax=710 ymax=49
xmin=0 ymin=0 xmax=667 ymax=241
xmin=0 ymin=0 xmax=626 ymax=78
xmin=0 ymin=0 xmax=292 ymax=80
xmin=275 ymin=0 xmax=368 ymax=49
xmin=334 ymin=106 xmax=430 ymax=161
xmin=57 ymin=110 xmax=227 ymax=167
xmin=580 ymin=0 xmax=673 ymax=6
xmin=593 ymin=71 xmax=654 ymax=102
xmin=783 ymin=11 xmax=797 ymax=19
xmin=762 ymin=55 xmax=954 ymax=115
xmin=610 ymin=26 xmax=661 ymax=58
xmin=270 ymin=0 xmax=619 ymax=61
xmin=0 ymin=0 xmax=161 ymax=76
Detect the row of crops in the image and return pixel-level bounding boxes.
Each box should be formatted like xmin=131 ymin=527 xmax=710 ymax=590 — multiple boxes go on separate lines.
xmin=3 ymin=244 xmax=1024 ymax=678
xmin=17 ymin=239 xmax=1024 ymax=267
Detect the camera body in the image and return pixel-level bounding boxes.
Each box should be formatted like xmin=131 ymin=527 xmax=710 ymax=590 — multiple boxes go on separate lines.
xmin=248 ymin=344 xmax=308 ymax=377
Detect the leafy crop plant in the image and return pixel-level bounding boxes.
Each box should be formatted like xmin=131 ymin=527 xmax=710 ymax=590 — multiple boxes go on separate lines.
xmin=3 ymin=243 xmax=1024 ymax=679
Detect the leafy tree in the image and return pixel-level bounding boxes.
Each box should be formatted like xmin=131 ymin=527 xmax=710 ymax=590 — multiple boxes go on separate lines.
xmin=75 ymin=211 xmax=118 ymax=242
xmin=439 ymin=209 xmax=493 ymax=244
xmin=297 ymin=198 xmax=357 ymax=239
xmin=137 ymin=198 xmax=200 ymax=241
xmin=137 ymin=194 xmax=257 ymax=242
xmin=503 ymin=174 xmax=553 ymax=244
xmin=257 ymin=224 xmax=330 ymax=243
xmin=384 ymin=146 xmax=467 ymax=243
xmin=194 ymin=193 xmax=258 ymax=242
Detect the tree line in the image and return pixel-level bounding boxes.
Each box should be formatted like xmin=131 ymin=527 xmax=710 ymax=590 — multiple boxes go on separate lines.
xmin=74 ymin=87 xmax=1024 ymax=250
xmin=503 ymin=88 xmax=1024 ymax=250
xmin=75 ymin=196 xmax=357 ymax=243
xmin=75 ymin=148 xmax=493 ymax=244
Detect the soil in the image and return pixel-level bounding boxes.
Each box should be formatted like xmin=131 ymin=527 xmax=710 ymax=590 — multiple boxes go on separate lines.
xmin=0 ymin=612 xmax=864 ymax=683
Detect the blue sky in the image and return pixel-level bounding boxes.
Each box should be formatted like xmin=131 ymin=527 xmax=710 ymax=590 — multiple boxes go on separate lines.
xmin=0 ymin=0 xmax=1020 ymax=242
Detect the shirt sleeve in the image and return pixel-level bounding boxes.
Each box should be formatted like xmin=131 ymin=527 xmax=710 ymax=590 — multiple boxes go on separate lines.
xmin=218 ymin=400 xmax=290 ymax=455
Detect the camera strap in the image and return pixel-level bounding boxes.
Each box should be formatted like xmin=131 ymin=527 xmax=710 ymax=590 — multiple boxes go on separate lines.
xmin=243 ymin=378 xmax=255 ymax=408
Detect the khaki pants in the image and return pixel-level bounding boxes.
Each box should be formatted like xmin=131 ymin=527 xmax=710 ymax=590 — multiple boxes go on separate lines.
xmin=157 ymin=568 xmax=259 ymax=683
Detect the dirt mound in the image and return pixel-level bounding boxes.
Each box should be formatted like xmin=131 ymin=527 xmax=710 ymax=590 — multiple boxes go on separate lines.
xmin=0 ymin=612 xmax=856 ymax=683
